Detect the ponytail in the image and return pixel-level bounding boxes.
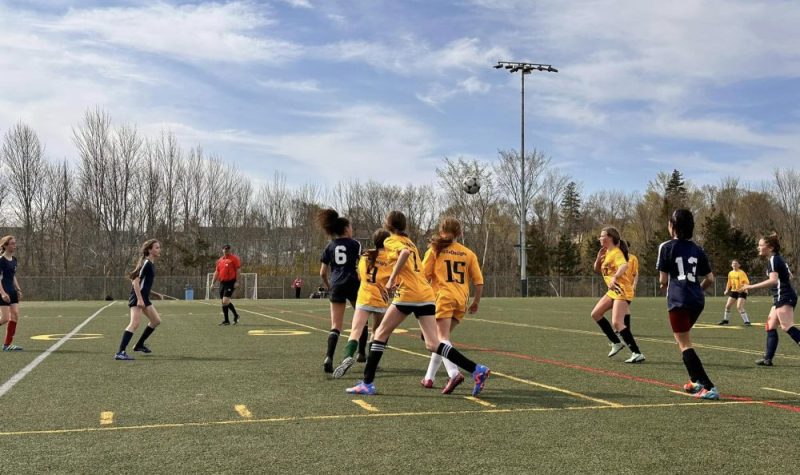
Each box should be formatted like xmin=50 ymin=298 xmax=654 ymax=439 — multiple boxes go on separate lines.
xmin=429 ymin=217 xmax=462 ymax=254
xmin=365 ymin=228 xmax=390 ymax=269
xmin=316 ymin=209 xmax=350 ymax=237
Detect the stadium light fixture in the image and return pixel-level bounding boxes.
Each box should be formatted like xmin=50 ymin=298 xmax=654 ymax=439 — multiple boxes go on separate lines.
xmin=492 ymin=60 xmax=558 ymax=297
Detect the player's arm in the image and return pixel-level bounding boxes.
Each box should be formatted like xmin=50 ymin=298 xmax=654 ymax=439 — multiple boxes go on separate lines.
xmin=0 ymin=271 xmax=8 ymax=302
xmin=387 ymin=249 xmax=411 ymax=291
xmin=723 ymin=273 xmax=732 ymax=295
xmin=131 ymin=276 xmax=145 ymax=307
xmin=211 ymin=269 xmax=219 ymax=286
xmin=13 ymin=276 xmax=22 ymax=302
xmin=659 ymin=271 xmax=669 ymax=290
xmin=421 ymin=248 xmax=435 ymax=283
xmin=319 ymin=263 xmax=330 ymax=289
xmin=700 ymin=271 xmax=715 ymax=291
xmin=608 ymin=262 xmax=628 ymax=292
xmin=741 ymin=272 xmax=778 ymax=292
xmin=593 ymin=247 xmax=606 ymax=274
xmin=632 ymin=265 xmax=639 ymax=292
xmin=468 ymin=284 xmax=483 ymax=314
xmin=234 ymin=256 xmax=241 ymax=288
xmin=742 ymin=272 xmax=750 ymax=293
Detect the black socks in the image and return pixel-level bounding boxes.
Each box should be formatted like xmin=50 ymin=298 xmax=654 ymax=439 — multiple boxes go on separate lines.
xmin=682 ymin=348 xmax=714 ymax=390
xmin=436 ymin=342 xmax=477 ymax=374
xmin=326 ymin=329 xmax=341 ymax=359
xmin=596 ymin=318 xmax=621 ymax=344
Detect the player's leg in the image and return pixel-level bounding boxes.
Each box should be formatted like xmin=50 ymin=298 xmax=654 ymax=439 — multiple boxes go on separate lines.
xmin=719 ymin=296 xmax=735 ymax=324
xmin=2 ymin=304 xmax=21 ymax=351
xmin=227 ymin=283 xmax=240 ymax=324
xmin=757 ymin=307 xmax=780 ymax=366
xmin=134 ymin=305 xmax=162 ymax=353
xmin=333 ymin=308 xmax=370 ymax=378
xmin=591 ymin=295 xmax=623 ymax=355
xmin=219 ymin=282 xmax=233 ymax=325
xmin=346 ymin=305 xmax=407 ymax=394
xmin=776 ymin=304 xmax=800 ymax=346
xmin=116 ymin=306 xmax=143 ymax=360
xmin=440 ymin=318 xmax=465 ymax=394
xmin=323 ymin=300 xmax=346 ymax=373
xmin=612 ymin=300 xmax=644 ymax=363
xmin=737 ymin=297 xmax=750 ymax=325
xmin=672 ymin=309 xmax=717 ymax=399
xmin=423 ymin=315 xmax=453 ymax=387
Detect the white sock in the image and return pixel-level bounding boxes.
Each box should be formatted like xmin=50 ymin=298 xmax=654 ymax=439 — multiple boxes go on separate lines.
xmin=723 ymin=311 xmax=730 ymax=321
xmin=441 ymin=340 xmax=461 ymax=378
xmin=740 ymin=312 xmax=750 ymax=323
xmin=425 ymin=353 xmax=442 ymax=382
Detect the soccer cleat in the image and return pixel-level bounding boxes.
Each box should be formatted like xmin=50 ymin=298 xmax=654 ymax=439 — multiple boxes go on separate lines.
xmin=624 ymin=352 xmax=646 ymax=364
xmin=218 ymin=321 xmax=230 ymax=326
xmin=333 ymin=356 xmax=355 ymax=379
xmin=683 ymin=381 xmax=702 ymax=394
xmin=716 ymin=319 xmax=729 ymax=325
xmin=420 ymin=378 xmax=434 ymax=389
xmin=694 ymin=387 xmax=720 ymax=400
xmin=114 ymin=351 xmax=134 ymax=361
xmin=233 ymin=314 xmax=239 ymax=325
xmin=345 ymin=381 xmax=376 ymax=395
xmin=743 ymin=322 xmax=751 ymax=327
xmin=471 ymin=364 xmax=491 ymax=396
xmin=755 ymin=358 xmax=773 ymax=366
xmin=608 ymin=342 xmax=625 ymax=357
xmin=323 ymin=356 xmax=334 ymax=373
xmin=442 ymin=373 xmax=465 ymax=395
xmin=2 ymin=344 xmax=22 ymax=351
xmin=356 ymin=353 xmax=367 ymax=363
xmin=133 ymin=345 xmax=152 ymax=354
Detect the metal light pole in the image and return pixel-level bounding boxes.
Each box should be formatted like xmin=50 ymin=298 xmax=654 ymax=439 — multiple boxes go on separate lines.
xmin=493 ymin=61 xmax=558 ymax=297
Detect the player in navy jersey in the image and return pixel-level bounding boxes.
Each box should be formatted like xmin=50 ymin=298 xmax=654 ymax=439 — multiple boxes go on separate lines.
xmin=740 ymin=233 xmax=800 ymax=366
xmin=317 ymin=209 xmax=366 ymax=373
xmin=115 ymin=239 xmax=162 ymax=361
xmin=0 ymin=236 xmax=24 ymax=351
xmin=656 ymin=209 xmax=719 ymax=400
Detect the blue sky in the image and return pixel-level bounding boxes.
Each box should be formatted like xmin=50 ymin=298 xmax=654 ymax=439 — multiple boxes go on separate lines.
xmin=1 ymin=0 xmax=799 ymax=192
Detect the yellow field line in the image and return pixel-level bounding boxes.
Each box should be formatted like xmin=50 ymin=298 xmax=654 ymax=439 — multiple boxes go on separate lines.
xmin=99 ymin=411 xmax=114 ymax=426
xmin=229 ymin=305 xmax=622 ymax=408
xmin=234 ymin=405 xmax=253 ymax=419
xmin=352 ymin=399 xmax=379 ymax=412
xmin=469 ymin=317 xmax=800 ymax=361
xmin=464 ymin=396 xmax=496 ymax=408
xmin=761 ymin=387 xmax=800 ymax=397
xmin=0 ymin=400 xmax=764 ymax=437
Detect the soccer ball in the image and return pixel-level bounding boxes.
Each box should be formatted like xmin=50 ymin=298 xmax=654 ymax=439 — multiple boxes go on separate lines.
xmin=462 ymin=176 xmax=481 ymax=194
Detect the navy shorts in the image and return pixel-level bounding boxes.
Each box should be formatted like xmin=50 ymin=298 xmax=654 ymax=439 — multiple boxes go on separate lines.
xmin=394 ymin=304 xmax=436 ymax=319
xmin=128 ymin=293 xmax=152 ymax=308
xmin=668 ymin=306 xmax=703 ymax=333
xmin=0 ymin=289 xmax=19 ymax=306
xmin=775 ymin=295 xmax=798 ymax=309
xmin=730 ymin=291 xmax=747 ymax=300
xmin=220 ymin=280 xmax=236 ymax=299
xmin=330 ymin=280 xmax=358 ymax=305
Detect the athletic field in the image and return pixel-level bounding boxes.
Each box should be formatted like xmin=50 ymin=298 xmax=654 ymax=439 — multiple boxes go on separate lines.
xmin=1 ymin=297 xmax=798 ymax=473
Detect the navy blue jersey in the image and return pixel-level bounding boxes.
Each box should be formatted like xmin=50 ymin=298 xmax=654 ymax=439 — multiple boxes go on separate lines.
xmin=656 ymin=239 xmax=712 ymax=310
xmin=766 ymin=254 xmax=796 ymax=304
xmin=131 ymin=259 xmax=156 ymax=297
xmin=320 ymin=238 xmax=361 ymax=288
xmin=0 ymin=256 xmax=17 ymax=293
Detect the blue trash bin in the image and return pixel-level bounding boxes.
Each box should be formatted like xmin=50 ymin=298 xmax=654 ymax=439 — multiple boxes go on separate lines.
xmin=184 ymin=284 xmax=194 ymax=301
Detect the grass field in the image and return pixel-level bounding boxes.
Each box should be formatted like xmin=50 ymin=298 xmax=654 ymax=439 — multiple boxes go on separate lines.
xmin=2 ymin=297 xmax=799 ymax=473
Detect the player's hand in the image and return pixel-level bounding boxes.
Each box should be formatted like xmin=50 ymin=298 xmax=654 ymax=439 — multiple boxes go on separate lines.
xmin=136 ymin=299 xmax=145 ymax=308
xmin=596 ymin=247 xmax=607 ymax=260
xmin=468 ymin=301 xmax=479 ymax=314
xmin=723 ymin=289 xmax=729 ymax=296
xmin=740 ymin=285 xmax=750 ymax=292
xmin=386 ymin=276 xmax=399 ymax=293
xmin=1 ymin=293 xmax=9 ymax=303
xmin=608 ymin=277 xmax=621 ymax=294
xmin=16 ymin=290 xmax=22 ymax=302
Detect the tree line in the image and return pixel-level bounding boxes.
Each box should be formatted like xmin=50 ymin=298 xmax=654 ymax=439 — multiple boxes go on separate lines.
xmin=1 ymin=108 xmax=798 ymax=281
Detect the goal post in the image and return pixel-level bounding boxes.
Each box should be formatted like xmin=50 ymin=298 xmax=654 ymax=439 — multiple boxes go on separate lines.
xmin=205 ymin=273 xmax=258 ymax=300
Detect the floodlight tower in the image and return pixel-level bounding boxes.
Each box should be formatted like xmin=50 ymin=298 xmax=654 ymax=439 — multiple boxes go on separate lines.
xmin=493 ymin=61 xmax=558 ymax=297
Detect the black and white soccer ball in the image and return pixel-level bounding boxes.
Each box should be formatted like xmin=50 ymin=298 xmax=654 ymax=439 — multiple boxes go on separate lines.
xmin=462 ymin=176 xmax=481 ymax=195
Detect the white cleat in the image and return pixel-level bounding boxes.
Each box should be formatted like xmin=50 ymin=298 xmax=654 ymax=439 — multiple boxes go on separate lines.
xmin=624 ymin=352 xmax=646 ymax=364
xmin=608 ymin=342 xmax=625 ymax=357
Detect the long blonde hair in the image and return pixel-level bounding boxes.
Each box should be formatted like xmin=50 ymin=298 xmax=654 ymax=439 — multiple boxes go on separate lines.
xmin=129 ymin=239 xmax=159 ymax=280
xmin=0 ymin=235 xmax=14 ymax=254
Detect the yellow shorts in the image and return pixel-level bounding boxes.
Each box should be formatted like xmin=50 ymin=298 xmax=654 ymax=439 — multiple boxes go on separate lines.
xmin=435 ymin=299 xmax=466 ymax=321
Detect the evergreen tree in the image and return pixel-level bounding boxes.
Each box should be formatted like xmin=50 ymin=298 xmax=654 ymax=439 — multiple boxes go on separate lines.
xmin=555 ymin=232 xmax=581 ymax=276
xmin=662 ymin=169 xmax=688 ymax=222
xmin=560 ymin=181 xmax=582 ymax=236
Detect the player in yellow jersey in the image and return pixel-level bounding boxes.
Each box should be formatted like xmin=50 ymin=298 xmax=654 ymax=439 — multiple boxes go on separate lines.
xmin=420 ymin=217 xmax=484 ymax=394
xmin=623 ymin=245 xmax=639 ymax=332
xmin=590 ymin=227 xmax=645 ymax=363
xmin=333 ymin=229 xmax=391 ymax=378
xmin=346 ymin=211 xmax=490 ymax=396
xmin=718 ymin=259 xmax=751 ymax=326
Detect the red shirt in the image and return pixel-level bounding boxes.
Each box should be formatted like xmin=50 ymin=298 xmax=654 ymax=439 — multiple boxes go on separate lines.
xmin=216 ymin=254 xmax=241 ymax=282
xmin=292 ymin=278 xmax=303 ymax=288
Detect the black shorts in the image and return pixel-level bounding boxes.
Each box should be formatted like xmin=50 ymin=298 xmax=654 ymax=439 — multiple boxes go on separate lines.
xmin=128 ymin=293 xmax=152 ymax=308
xmin=220 ymin=280 xmax=236 ymax=299
xmin=730 ymin=291 xmax=747 ymax=300
xmin=330 ymin=280 xmax=359 ymax=305
xmin=0 ymin=289 xmax=19 ymax=306
xmin=394 ymin=304 xmax=436 ymax=319
xmin=775 ymin=295 xmax=798 ymax=309
xmin=668 ymin=306 xmax=703 ymax=333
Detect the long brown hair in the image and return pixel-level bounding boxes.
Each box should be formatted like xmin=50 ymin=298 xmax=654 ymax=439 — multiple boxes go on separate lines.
xmin=316 ymin=209 xmax=350 ymax=237
xmin=365 ymin=228 xmax=390 ymax=268
xmin=430 ymin=217 xmax=462 ymax=253
xmin=129 ymin=239 xmax=159 ymax=280
xmin=762 ymin=232 xmax=781 ymax=254
xmin=0 ymin=235 xmax=15 ymax=254
xmin=384 ymin=210 xmax=407 ymax=236
xmin=602 ymin=226 xmax=629 ymax=261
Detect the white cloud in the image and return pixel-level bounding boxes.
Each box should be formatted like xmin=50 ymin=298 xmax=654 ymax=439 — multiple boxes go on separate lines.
xmin=278 ymin=0 xmax=314 ymax=8
xmin=43 ymin=1 xmax=302 ymax=63
xmin=257 ymin=79 xmax=323 ymax=93
xmin=416 ymin=76 xmax=491 ymax=106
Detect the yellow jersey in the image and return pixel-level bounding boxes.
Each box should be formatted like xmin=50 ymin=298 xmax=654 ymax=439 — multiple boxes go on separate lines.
xmin=625 ymin=254 xmax=639 ymax=299
xmin=726 ymin=270 xmax=750 ymax=292
xmin=384 ymin=234 xmax=435 ymax=305
xmin=602 ymin=247 xmax=634 ymax=301
xmin=422 ymin=242 xmax=483 ymax=306
xmin=356 ymin=249 xmax=393 ymax=311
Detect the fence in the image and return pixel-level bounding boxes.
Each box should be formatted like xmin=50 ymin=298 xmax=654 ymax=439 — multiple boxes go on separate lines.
xmin=15 ymin=275 xmax=797 ymax=301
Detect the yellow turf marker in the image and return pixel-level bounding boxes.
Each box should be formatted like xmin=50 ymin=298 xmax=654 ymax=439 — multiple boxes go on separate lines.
xmin=352 ymin=399 xmax=379 ymax=412
xmin=31 ymin=333 xmax=104 ymax=341
xmin=235 ymin=405 xmax=253 ymax=419
xmin=0 ymin=400 xmax=764 ymax=437
xmin=100 ymin=411 xmax=114 ymax=426
xmin=464 ymin=396 xmax=496 ymax=408
xmin=761 ymin=387 xmax=800 ymax=397
xmin=246 ymin=330 xmax=310 ymax=336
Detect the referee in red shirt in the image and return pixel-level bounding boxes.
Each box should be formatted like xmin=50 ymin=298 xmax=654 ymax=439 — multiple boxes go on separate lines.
xmin=213 ymin=244 xmax=241 ymax=325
